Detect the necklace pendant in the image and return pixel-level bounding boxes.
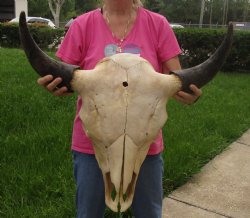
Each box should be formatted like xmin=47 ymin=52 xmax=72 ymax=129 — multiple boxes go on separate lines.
xmin=117 ymin=46 xmax=122 ymax=53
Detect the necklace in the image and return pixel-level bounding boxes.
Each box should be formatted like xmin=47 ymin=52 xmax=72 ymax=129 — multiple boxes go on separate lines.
xmin=104 ymin=9 xmax=132 ymax=53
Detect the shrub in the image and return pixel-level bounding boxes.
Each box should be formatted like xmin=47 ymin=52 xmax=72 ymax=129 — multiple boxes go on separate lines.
xmin=174 ymin=28 xmax=250 ymax=72
xmin=0 ymin=22 xmax=64 ymax=50
xmin=0 ymin=22 xmax=249 ymax=72
xmin=0 ymin=22 xmax=20 ymax=48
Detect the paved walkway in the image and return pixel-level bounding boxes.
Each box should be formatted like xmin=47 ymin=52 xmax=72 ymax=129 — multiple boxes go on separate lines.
xmin=162 ymin=129 xmax=250 ymax=218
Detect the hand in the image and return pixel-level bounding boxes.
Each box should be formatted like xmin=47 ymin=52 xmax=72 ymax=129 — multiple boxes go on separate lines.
xmin=174 ymin=84 xmax=202 ymax=105
xmin=37 ymin=75 xmax=72 ymax=96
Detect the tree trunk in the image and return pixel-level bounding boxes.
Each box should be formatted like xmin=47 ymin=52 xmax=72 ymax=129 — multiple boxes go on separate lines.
xmin=48 ymin=0 xmax=65 ymax=27
xmin=209 ymin=0 xmax=213 ymax=27
xmin=199 ymin=0 xmax=205 ymax=28
xmin=222 ymin=0 xmax=228 ymax=25
xmin=243 ymin=0 xmax=249 ymax=22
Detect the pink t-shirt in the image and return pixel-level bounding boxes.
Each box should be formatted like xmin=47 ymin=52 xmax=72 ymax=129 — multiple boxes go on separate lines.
xmin=56 ymin=7 xmax=181 ymax=155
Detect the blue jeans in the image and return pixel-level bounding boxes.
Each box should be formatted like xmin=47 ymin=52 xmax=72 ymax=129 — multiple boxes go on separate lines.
xmin=73 ymin=151 xmax=163 ymax=218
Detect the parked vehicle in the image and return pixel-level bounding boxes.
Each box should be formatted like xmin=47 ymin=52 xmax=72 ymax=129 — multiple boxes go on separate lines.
xmin=64 ymin=17 xmax=76 ymax=33
xmin=9 ymin=16 xmax=56 ymax=28
xmin=170 ymin=23 xmax=184 ymax=29
xmin=57 ymin=17 xmax=77 ymax=48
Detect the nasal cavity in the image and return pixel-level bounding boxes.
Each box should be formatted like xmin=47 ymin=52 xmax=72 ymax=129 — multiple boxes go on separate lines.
xmin=122 ymin=81 xmax=128 ymax=87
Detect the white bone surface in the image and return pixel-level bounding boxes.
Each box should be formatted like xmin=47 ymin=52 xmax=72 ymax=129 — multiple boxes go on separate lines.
xmin=71 ymin=53 xmax=181 ymax=212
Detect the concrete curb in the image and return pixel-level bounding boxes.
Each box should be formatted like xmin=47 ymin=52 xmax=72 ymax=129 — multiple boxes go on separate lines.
xmin=163 ymin=129 xmax=250 ymax=218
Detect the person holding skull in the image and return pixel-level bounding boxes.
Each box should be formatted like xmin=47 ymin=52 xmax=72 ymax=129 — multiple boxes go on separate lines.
xmin=36 ymin=0 xmax=201 ymax=217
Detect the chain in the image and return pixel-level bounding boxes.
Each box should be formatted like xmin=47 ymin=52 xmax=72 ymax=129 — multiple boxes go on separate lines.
xmin=104 ymin=9 xmax=132 ymax=44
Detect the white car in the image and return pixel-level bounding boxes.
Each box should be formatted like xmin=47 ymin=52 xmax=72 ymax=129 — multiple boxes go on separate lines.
xmin=170 ymin=23 xmax=184 ymax=29
xmin=9 ymin=16 xmax=56 ymax=28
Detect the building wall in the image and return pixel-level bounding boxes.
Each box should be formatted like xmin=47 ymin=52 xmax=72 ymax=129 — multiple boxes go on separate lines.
xmin=15 ymin=0 xmax=28 ymax=17
xmin=0 ymin=0 xmax=15 ymax=21
xmin=0 ymin=0 xmax=27 ymax=21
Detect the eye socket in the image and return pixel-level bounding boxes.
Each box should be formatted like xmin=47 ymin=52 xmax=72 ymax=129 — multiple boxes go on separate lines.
xmin=123 ymin=81 xmax=128 ymax=87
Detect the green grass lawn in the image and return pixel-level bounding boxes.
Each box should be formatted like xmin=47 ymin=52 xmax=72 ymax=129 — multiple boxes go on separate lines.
xmin=1 ymin=47 xmax=250 ymax=217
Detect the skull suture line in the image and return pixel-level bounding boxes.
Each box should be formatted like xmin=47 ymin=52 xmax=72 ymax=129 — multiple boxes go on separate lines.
xmin=19 ymin=12 xmax=233 ymax=212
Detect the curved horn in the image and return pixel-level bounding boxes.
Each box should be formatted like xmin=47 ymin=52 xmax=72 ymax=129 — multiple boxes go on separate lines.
xmin=19 ymin=11 xmax=80 ymax=92
xmin=171 ymin=23 xmax=234 ymax=94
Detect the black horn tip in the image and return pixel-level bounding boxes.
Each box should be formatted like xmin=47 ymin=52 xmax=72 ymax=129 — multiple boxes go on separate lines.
xmin=19 ymin=11 xmax=27 ymax=28
xmin=20 ymin=11 xmax=26 ymax=19
xmin=19 ymin=11 xmax=80 ymax=92
xmin=228 ymin=22 xmax=233 ymax=31
xmin=227 ymin=22 xmax=234 ymax=40
xmin=171 ymin=23 xmax=233 ymax=94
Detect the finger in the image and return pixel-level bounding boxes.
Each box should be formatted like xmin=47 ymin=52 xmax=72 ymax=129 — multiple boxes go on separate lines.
xmin=176 ymin=91 xmax=194 ymax=101
xmin=53 ymin=86 xmax=69 ymax=96
xmin=173 ymin=94 xmax=190 ymax=104
xmin=37 ymin=75 xmax=53 ymax=86
xmin=190 ymin=84 xmax=202 ymax=97
xmin=47 ymin=77 xmax=62 ymax=92
xmin=175 ymin=91 xmax=198 ymax=104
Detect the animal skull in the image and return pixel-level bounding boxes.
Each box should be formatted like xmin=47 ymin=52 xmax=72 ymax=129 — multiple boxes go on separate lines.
xmin=71 ymin=55 xmax=181 ymax=211
xmin=19 ymin=12 xmax=233 ymax=212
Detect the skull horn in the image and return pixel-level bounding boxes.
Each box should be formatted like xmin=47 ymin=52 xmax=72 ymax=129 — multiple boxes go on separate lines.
xmin=18 ymin=11 xmax=80 ymax=92
xmin=171 ymin=23 xmax=233 ymax=94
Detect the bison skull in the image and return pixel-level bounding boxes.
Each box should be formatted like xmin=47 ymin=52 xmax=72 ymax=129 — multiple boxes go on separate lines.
xmin=18 ymin=11 xmax=233 ymax=212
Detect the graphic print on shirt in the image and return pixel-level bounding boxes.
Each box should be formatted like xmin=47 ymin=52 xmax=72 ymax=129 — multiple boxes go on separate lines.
xmin=104 ymin=43 xmax=141 ymax=57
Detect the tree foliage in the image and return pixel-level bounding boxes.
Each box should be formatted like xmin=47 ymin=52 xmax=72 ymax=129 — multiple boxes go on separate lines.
xmin=161 ymin=0 xmax=201 ymax=23
xmin=75 ymin=0 xmax=100 ymax=14
xmin=160 ymin=0 xmax=250 ymax=24
xmin=28 ymin=0 xmax=75 ymax=20
xmin=27 ymin=0 xmax=250 ymax=26
xmin=144 ymin=0 xmax=165 ymax=13
xmin=28 ymin=0 xmax=51 ymax=18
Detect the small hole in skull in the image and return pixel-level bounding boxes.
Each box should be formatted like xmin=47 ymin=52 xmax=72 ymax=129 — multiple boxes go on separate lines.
xmin=123 ymin=81 xmax=128 ymax=87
